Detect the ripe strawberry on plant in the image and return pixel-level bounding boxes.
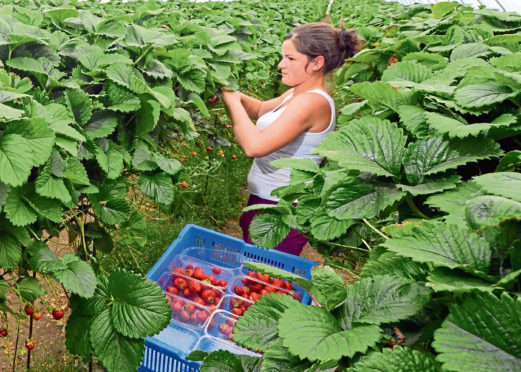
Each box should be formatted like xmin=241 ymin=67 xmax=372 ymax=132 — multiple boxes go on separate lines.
xmin=208 ymin=94 xmax=219 ymax=104
xmin=206 ymin=146 xmax=212 ymax=152
xmin=231 ymin=155 xmax=237 ymax=160
xmin=32 ymin=311 xmax=42 ymax=321
xmin=191 ymin=151 xmax=197 ymax=157
xmin=52 ymin=308 xmax=65 ymax=320
xmin=387 ymin=56 xmax=399 ymax=66
xmin=24 ymin=304 xmax=34 ymax=316
xmin=0 ymin=329 xmax=7 ymax=338
xmin=25 ymin=339 xmax=35 ymax=350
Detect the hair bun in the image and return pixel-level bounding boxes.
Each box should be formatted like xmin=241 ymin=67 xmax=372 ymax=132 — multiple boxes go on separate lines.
xmin=339 ymin=29 xmax=361 ymax=59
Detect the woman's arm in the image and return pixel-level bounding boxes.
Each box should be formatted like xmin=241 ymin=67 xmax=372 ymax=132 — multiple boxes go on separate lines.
xmin=227 ymin=89 xmax=294 ymax=121
xmin=223 ymin=91 xmax=328 ymax=158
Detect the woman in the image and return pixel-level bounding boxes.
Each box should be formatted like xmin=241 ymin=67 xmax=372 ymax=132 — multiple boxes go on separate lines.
xmin=222 ymin=22 xmax=361 ymax=256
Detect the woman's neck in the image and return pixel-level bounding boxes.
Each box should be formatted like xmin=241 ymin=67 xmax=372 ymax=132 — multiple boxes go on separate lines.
xmin=292 ymin=74 xmax=326 ymax=95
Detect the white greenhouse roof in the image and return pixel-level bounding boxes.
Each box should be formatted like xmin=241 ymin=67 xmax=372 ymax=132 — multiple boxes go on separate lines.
xmin=383 ymin=0 xmax=521 ymax=13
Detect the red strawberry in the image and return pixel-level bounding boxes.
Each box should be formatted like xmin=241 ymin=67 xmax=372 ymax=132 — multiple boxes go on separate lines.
xmin=201 ymin=289 xmax=216 ymax=304
xmin=190 ymin=312 xmax=199 ymax=324
xmin=231 ymin=155 xmax=237 ymax=160
xmin=186 ymin=264 xmax=194 ymax=270
xmin=218 ymin=323 xmax=230 ymax=334
xmin=258 ymin=273 xmax=271 ymax=283
xmin=183 ymin=288 xmax=193 ymax=297
xmin=52 ymin=308 xmax=65 ymax=320
xmin=172 ymin=302 xmax=183 ymax=314
xmin=271 ymin=278 xmax=284 ymax=288
xmin=197 ymin=310 xmax=209 ymax=323
xmin=249 ymin=282 xmax=263 ymax=292
xmin=207 ymin=275 xmax=217 ymax=285
xmin=184 ymin=303 xmax=196 ymax=314
xmin=208 ymin=94 xmax=219 ymax=104
xmin=206 ymin=146 xmax=212 ymax=152
xmin=228 ymin=332 xmax=234 ymax=340
xmin=174 ymin=278 xmax=187 ymax=290
xmin=189 ymin=280 xmax=202 ymax=293
xmin=193 ymin=297 xmax=205 ymax=306
xmin=0 ymin=329 xmax=7 ymax=337
xmin=234 ymin=286 xmax=244 ymax=296
xmin=166 ymin=286 xmax=178 ymax=295
xmin=191 ymin=151 xmax=197 ymax=157
xmin=260 ymin=289 xmax=270 ymax=296
xmin=193 ymin=268 xmax=206 ymax=280
xmin=250 ymin=292 xmax=261 ymax=301
xmin=24 ymin=304 xmax=34 ymax=316
xmin=32 ymin=311 xmax=42 ymax=321
xmin=212 ymin=267 xmax=221 ymax=274
xmin=230 ymin=298 xmax=241 ymax=308
xmin=25 ymin=339 xmax=35 ymax=350
xmin=387 ymin=56 xmax=399 ymax=66
xmin=225 ymin=125 xmax=232 ymax=129
xmin=231 ymin=308 xmax=243 ymax=316
xmin=179 ymin=310 xmax=190 ymax=322
xmin=217 ymin=279 xmax=227 ymax=287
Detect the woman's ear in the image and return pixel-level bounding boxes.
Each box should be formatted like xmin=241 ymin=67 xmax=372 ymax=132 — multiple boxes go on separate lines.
xmin=314 ymin=55 xmax=326 ymax=71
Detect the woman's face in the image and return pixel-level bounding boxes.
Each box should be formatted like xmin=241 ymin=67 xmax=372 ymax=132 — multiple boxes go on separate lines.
xmin=278 ymin=39 xmax=314 ymax=86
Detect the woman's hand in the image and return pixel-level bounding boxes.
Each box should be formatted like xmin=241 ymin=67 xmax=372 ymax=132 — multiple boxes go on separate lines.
xmin=221 ymin=88 xmax=241 ymax=107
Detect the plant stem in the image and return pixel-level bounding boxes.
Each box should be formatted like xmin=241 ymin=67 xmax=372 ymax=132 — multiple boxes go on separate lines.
xmin=72 ymin=210 xmax=90 ymax=263
xmin=307 ymin=236 xmax=370 ymax=253
xmin=362 ymin=218 xmax=389 ymax=240
xmin=405 ymin=195 xmax=430 ymax=220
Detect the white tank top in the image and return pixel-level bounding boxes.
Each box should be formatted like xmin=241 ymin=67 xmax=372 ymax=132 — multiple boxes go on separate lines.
xmin=247 ymin=89 xmax=336 ymax=201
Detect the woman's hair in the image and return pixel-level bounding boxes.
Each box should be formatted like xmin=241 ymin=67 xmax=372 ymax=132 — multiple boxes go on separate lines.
xmin=283 ymin=22 xmax=361 ymax=74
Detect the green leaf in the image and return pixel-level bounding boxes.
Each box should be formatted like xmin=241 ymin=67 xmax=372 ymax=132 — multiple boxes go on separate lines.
xmin=427 ymin=267 xmax=494 ymax=293
xmin=90 ymin=308 xmax=145 ymax=372
xmin=314 ymin=118 xmax=407 ymax=177
xmin=65 ymin=312 xmax=94 ymax=357
xmin=65 ymin=89 xmax=93 ymax=125
xmin=108 ymin=269 xmax=170 ymax=338
xmin=473 ymin=172 xmax=521 ymax=203
xmin=135 ymin=100 xmax=161 ymax=136
xmin=381 ymin=61 xmax=432 ymax=86
xmin=381 ymin=222 xmax=491 ymax=273
xmin=310 ymin=267 xmax=347 ymax=311
xmin=0 ymin=234 xmax=21 ymax=269
xmin=454 ymin=82 xmax=518 ymax=110
xmin=5 ymin=119 xmax=55 ymax=166
xmin=17 ymin=277 xmax=46 ymax=303
xmin=177 ymin=68 xmax=206 ymax=94
xmin=433 ymin=293 xmax=521 ymax=372
xmin=0 ymin=182 xmax=9 ymax=211
xmin=106 ymin=82 xmax=141 ymax=113
xmin=310 ymin=209 xmax=354 ymax=241
xmin=336 ymin=275 xmax=431 ymax=329
xmin=397 ymin=175 xmax=461 ymax=196
xmin=425 ymin=181 xmax=482 ymax=225
xmin=152 ymin=154 xmax=181 ymax=176
xmin=144 ymin=59 xmax=173 ymax=79
xmin=84 ymin=114 xmax=118 ymax=139
xmin=75 ymin=43 xmax=107 ymax=70
xmin=131 ymin=143 xmax=157 ymax=171
xmin=54 ymin=254 xmax=96 ymax=298
xmin=262 ymin=339 xmax=313 ymax=372
xmin=199 ymin=350 xmax=244 ymax=372
xmin=360 ymin=252 xmax=428 ymax=282
xmin=403 ymin=136 xmax=502 ymax=185
xmin=106 ymin=64 xmax=148 ymax=94
xmin=497 ymin=151 xmax=521 ymax=172
xmin=89 ymin=194 xmax=130 ymax=226
xmin=270 ymin=158 xmax=320 ymax=173
xmin=64 ymin=158 xmax=90 ymax=186
xmin=352 ymin=347 xmax=441 ymax=372
xmin=233 ymin=293 xmax=300 ymax=352
xmin=35 ymin=163 xmax=72 ymax=204
xmin=425 ymin=112 xmax=517 ymax=139
xmin=397 ymin=105 xmax=429 ymax=137
xmin=350 ymin=82 xmax=410 ymax=112
xmin=249 ymin=210 xmax=290 ymax=249
xmin=96 ymin=146 xmax=124 ymax=180
xmin=29 ymin=244 xmax=67 ymax=272
xmin=450 ymin=43 xmax=490 ymax=61
xmin=465 ymin=195 xmax=521 ymax=230
xmin=0 ymin=134 xmax=33 ymax=187
xmin=326 ymin=180 xmax=405 ymax=220
xmin=24 ymin=191 xmax=62 ymax=223
xmin=278 ymin=304 xmax=381 ymax=362
xmin=137 ymin=173 xmax=174 ymax=206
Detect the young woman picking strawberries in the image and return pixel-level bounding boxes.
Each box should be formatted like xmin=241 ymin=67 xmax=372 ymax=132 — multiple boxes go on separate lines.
xmin=222 ymin=22 xmax=361 ymax=256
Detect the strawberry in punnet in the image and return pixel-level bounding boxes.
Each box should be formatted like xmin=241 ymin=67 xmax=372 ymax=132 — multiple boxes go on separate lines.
xmin=201 ymin=289 xmax=216 ymax=304
xmin=174 ymin=277 xmax=187 ymax=290
xmin=258 ymin=273 xmax=271 ymax=283
xmin=172 ymin=302 xmax=183 ymax=314
xmin=225 ymin=318 xmax=236 ymax=327
xmin=52 ymin=308 xmax=65 ymax=320
xmin=231 ymin=308 xmax=243 ymax=316
xmin=24 ymin=304 xmax=34 ymax=316
xmin=249 ymin=282 xmax=263 ymax=292
xmin=186 ymin=264 xmax=194 ymax=270
xmin=234 ymin=286 xmax=244 ymax=296
xmin=184 ymin=268 xmax=194 ymax=277
xmin=193 ymin=297 xmax=205 ymax=306
xmin=172 ymin=267 xmax=185 ymax=278
xmin=189 ymin=280 xmax=202 ymax=294
xmin=183 ymin=288 xmax=193 ymax=297
xmin=230 ymin=298 xmax=242 ymax=308
xmin=271 ymin=278 xmax=284 ymax=288
xmin=0 ymin=329 xmax=7 ymax=337
xmin=260 ymin=288 xmax=270 ymax=296
xmin=214 ymin=296 xmax=221 ymax=305
xmin=197 ymin=310 xmax=209 ymax=323
xmin=217 ymin=279 xmax=227 ymax=287
xmin=228 ymin=332 xmax=234 ymax=340
xmin=207 ymin=275 xmax=217 ymax=286
xmin=179 ymin=310 xmax=190 ymax=322
xmin=166 ymin=285 xmax=178 ymax=295
xmin=212 ymin=267 xmax=221 ymax=275
xmin=250 ymin=292 xmax=261 ymax=302
xmin=190 ymin=312 xmax=199 ymax=324
xmin=193 ymin=267 xmax=206 ymax=280
xmin=218 ymin=323 xmax=231 ymax=334
xmin=184 ymin=303 xmax=196 ymax=314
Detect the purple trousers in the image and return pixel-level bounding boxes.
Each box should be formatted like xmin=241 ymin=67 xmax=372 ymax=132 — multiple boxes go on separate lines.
xmin=239 ymin=194 xmax=308 ymax=256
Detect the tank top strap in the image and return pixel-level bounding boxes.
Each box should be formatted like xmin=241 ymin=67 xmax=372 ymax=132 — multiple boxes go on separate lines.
xmin=303 ymin=89 xmax=336 ymax=133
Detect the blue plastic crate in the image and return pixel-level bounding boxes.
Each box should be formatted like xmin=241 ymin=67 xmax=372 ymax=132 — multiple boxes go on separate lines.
xmin=140 ymin=224 xmax=318 ymax=372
